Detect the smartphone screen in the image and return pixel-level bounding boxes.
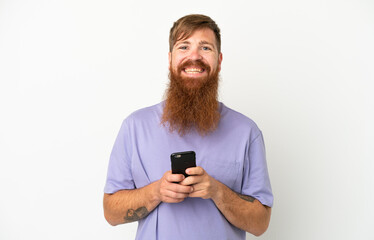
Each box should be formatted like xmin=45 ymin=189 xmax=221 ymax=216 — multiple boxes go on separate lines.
xmin=171 ymin=151 xmax=196 ymax=177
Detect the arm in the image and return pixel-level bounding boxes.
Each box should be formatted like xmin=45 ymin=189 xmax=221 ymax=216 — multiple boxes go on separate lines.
xmin=103 ymin=171 xmax=193 ymax=226
xmin=103 ymin=181 xmax=160 ymax=226
xmin=213 ymin=180 xmax=271 ymax=236
xmin=181 ymin=167 xmax=271 ymax=236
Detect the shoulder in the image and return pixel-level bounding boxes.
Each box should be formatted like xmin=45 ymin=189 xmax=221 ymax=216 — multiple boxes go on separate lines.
xmin=219 ymin=103 xmax=262 ymax=139
xmin=126 ymin=102 xmax=163 ymax=121
xmin=221 ymin=103 xmax=260 ymax=130
xmin=121 ymin=102 xmax=163 ymax=129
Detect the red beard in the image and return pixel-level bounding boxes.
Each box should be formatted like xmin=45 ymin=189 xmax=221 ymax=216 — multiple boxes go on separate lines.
xmin=161 ymin=59 xmax=220 ymax=136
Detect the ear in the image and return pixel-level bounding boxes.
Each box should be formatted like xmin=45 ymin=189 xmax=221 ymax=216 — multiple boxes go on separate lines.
xmin=218 ymin=52 xmax=223 ymax=72
xmin=168 ymin=52 xmax=172 ymax=70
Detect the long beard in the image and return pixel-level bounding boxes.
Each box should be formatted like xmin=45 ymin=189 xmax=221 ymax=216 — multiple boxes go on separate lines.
xmin=161 ymin=60 xmax=220 ymax=136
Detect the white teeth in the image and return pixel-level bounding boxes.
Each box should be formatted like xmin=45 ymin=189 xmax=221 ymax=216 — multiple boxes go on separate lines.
xmin=185 ymin=68 xmax=203 ymax=73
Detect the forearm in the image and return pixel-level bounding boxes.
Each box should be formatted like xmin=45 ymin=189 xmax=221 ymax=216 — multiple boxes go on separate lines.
xmin=212 ymin=181 xmax=271 ymax=236
xmin=103 ymin=181 xmax=161 ymax=226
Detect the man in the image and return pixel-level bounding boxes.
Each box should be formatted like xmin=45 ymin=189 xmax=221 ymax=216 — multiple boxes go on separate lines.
xmin=103 ymin=14 xmax=273 ymax=240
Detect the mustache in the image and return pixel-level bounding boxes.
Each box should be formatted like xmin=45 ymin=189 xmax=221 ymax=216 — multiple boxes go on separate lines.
xmin=177 ymin=59 xmax=211 ymax=72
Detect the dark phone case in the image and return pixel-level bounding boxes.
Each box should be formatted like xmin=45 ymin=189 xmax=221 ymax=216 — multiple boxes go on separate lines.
xmin=171 ymin=151 xmax=196 ymax=177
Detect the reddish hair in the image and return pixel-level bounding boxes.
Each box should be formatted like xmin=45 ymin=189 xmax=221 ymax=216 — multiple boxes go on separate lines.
xmin=169 ymin=14 xmax=221 ymax=53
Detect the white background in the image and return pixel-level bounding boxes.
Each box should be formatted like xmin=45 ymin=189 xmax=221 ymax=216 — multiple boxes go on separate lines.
xmin=0 ymin=0 xmax=373 ymax=239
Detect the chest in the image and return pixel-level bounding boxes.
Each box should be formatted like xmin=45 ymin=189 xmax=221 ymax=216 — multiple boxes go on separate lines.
xmin=129 ymin=126 xmax=247 ymax=192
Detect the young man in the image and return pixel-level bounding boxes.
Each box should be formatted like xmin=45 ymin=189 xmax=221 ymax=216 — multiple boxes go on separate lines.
xmin=103 ymin=14 xmax=273 ymax=240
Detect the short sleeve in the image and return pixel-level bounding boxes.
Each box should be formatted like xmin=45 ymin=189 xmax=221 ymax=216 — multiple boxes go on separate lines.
xmin=241 ymin=131 xmax=273 ymax=207
xmin=104 ymin=119 xmax=135 ymax=194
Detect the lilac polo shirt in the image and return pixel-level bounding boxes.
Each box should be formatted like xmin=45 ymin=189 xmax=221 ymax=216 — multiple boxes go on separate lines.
xmin=104 ymin=102 xmax=273 ymax=240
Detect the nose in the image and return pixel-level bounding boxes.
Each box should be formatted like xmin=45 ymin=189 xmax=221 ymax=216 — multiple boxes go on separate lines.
xmin=188 ymin=47 xmax=202 ymax=60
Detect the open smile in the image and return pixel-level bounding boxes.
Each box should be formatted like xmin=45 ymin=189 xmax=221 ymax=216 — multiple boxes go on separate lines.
xmin=183 ymin=67 xmax=205 ymax=74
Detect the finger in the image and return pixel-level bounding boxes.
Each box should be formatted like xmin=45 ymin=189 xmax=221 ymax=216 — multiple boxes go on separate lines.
xmin=165 ymin=182 xmax=193 ymax=193
xmin=189 ymin=183 xmax=207 ymax=193
xmin=166 ymin=173 xmax=185 ymax=183
xmin=162 ymin=189 xmax=190 ymax=199
xmin=188 ymin=189 xmax=205 ymax=198
xmin=185 ymin=166 xmax=204 ymax=176
xmin=180 ymin=175 xmax=203 ymax=186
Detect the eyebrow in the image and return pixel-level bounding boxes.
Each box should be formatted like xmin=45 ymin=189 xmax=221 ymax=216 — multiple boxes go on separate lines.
xmin=199 ymin=40 xmax=215 ymax=48
xmin=176 ymin=41 xmax=191 ymax=46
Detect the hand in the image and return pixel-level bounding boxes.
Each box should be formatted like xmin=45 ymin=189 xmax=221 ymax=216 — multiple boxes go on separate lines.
xmin=156 ymin=171 xmax=193 ymax=203
xmin=180 ymin=167 xmax=220 ymax=200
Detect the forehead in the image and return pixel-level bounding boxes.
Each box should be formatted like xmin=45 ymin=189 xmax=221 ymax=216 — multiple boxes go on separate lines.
xmin=175 ymin=28 xmax=217 ymax=45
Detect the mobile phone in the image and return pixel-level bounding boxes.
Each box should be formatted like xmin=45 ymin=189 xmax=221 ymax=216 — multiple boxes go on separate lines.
xmin=171 ymin=151 xmax=196 ymax=177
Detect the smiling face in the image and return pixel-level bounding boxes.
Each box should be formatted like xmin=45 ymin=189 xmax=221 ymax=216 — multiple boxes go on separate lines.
xmin=168 ymin=28 xmax=223 ymax=89
xmin=162 ymin=27 xmax=223 ymax=136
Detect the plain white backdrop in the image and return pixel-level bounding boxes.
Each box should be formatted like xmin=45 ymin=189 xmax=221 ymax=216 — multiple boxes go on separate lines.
xmin=0 ymin=0 xmax=373 ymax=239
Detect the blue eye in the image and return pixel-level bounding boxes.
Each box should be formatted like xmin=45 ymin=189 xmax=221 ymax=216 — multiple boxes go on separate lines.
xmin=179 ymin=46 xmax=188 ymax=50
xmin=202 ymin=46 xmax=211 ymax=51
